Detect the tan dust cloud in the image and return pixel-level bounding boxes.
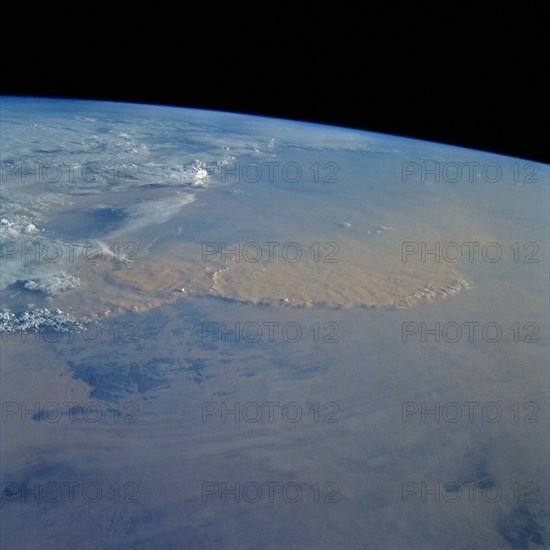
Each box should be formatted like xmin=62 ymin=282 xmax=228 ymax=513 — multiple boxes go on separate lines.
xmin=58 ymin=235 xmax=470 ymax=319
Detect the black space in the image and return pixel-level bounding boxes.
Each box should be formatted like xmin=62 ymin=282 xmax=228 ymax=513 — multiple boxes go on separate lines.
xmin=2 ymin=9 xmax=548 ymax=163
